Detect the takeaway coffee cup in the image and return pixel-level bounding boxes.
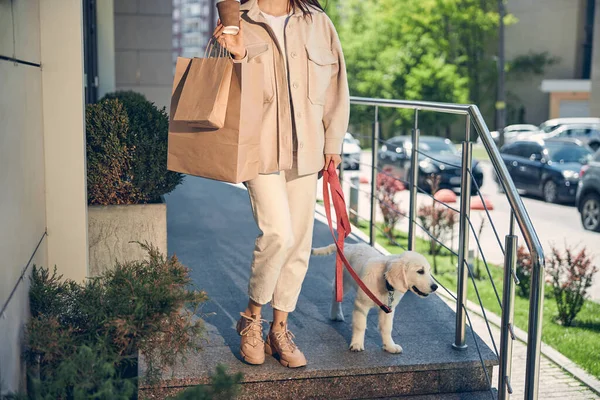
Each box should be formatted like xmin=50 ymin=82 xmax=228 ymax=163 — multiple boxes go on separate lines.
xmin=216 ymin=0 xmax=241 ymax=35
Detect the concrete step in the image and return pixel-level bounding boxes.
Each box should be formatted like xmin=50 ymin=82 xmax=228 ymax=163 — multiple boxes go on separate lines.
xmin=381 ymin=390 xmax=497 ymax=399
xmin=140 ymin=293 xmax=497 ymax=399
xmin=141 ymin=177 xmax=498 ymax=400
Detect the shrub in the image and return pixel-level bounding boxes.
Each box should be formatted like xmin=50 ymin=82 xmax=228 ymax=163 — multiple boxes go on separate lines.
xmin=417 ymin=175 xmax=457 ymax=274
xmin=546 ymin=245 xmax=598 ymax=326
xmin=24 ymin=243 xmax=208 ymax=397
xmin=515 ymin=245 xmax=533 ymax=298
xmin=86 ymin=99 xmax=144 ymax=205
xmin=376 ymin=165 xmax=405 ymax=244
xmin=171 ymin=365 xmax=243 ymax=399
xmin=101 ymin=91 xmax=183 ymax=203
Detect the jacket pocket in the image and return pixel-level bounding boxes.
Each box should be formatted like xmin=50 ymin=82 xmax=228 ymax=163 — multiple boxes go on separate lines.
xmin=305 ymin=45 xmax=337 ymax=106
xmin=246 ymin=42 xmax=275 ymax=103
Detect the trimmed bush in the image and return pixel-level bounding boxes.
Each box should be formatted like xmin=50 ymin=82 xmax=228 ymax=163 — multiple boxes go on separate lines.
xmin=86 ymin=99 xmax=144 ymax=205
xmin=547 ymin=245 xmax=598 ymax=326
xmin=101 ymin=91 xmax=183 ymax=203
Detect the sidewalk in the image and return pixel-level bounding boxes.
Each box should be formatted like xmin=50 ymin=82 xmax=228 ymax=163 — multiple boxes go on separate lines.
xmin=332 ymin=202 xmax=600 ymax=399
xmin=439 ymin=296 xmax=599 ymax=400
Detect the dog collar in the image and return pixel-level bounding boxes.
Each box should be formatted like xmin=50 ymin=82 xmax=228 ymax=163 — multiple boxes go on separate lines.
xmin=384 ymin=277 xmax=394 ymax=292
xmin=384 ymin=277 xmax=395 ymax=308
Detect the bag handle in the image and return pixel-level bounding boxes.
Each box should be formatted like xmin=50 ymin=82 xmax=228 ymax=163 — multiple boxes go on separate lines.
xmin=202 ymin=36 xmax=231 ymax=59
xmin=322 ymin=161 xmax=392 ymax=313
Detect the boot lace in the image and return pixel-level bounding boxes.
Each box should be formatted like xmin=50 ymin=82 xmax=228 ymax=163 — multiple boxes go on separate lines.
xmin=239 ymin=313 xmax=266 ymax=346
xmin=273 ymin=327 xmax=298 ymax=353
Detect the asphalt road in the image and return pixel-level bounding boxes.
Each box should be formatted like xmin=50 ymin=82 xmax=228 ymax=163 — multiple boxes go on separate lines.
xmin=319 ymin=151 xmax=600 ymax=302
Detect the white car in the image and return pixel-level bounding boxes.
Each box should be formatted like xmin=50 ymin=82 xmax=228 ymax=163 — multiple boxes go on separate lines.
xmin=477 ymin=124 xmax=539 ymax=145
xmin=342 ymin=132 xmax=362 ymax=170
xmin=539 ymin=117 xmax=600 ymax=134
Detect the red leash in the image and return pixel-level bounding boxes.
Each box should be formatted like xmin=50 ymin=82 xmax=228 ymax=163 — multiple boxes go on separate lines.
xmin=322 ymin=162 xmax=392 ymax=313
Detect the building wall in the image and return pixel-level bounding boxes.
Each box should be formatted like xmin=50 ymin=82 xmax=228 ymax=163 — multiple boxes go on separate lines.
xmin=97 ymin=0 xmax=117 ymax=98
xmin=114 ymin=0 xmax=173 ymax=109
xmin=0 ymin=0 xmax=46 ymax=391
xmin=0 ymin=0 xmax=87 ymax=394
xmin=0 ymin=0 xmax=46 ymax=394
xmin=505 ymin=0 xmax=587 ymax=124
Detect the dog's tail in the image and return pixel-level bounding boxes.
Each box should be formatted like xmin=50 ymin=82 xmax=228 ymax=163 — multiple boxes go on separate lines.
xmin=311 ymin=244 xmax=337 ymax=256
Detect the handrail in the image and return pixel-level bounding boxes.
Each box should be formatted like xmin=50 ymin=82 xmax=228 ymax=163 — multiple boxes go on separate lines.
xmin=349 ymin=96 xmax=546 ymax=400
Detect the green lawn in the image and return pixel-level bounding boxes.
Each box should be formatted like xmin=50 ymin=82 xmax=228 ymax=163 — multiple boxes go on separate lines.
xmin=471 ymin=145 xmax=490 ymax=162
xmin=358 ymin=222 xmax=600 ymax=379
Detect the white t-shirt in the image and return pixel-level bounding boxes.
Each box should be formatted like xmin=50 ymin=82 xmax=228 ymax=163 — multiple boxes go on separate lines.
xmin=261 ymin=10 xmax=298 ymax=149
xmin=261 ymin=11 xmax=290 ymax=65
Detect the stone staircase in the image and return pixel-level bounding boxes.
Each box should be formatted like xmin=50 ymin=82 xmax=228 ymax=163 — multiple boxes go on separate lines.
xmin=139 ymin=177 xmax=498 ymax=399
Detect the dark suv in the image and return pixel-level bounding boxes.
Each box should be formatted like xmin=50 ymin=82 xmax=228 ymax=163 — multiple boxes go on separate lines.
xmin=498 ymin=138 xmax=593 ymax=203
xmin=576 ymin=150 xmax=600 ymax=232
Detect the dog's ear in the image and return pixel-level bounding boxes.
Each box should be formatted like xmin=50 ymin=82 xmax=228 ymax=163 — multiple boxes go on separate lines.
xmin=385 ymin=259 xmax=409 ymax=293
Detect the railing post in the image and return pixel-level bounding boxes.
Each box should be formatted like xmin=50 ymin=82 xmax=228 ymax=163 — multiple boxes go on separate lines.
xmin=499 ymin=212 xmax=517 ymax=400
xmin=369 ymin=106 xmax=379 ymax=246
xmin=349 ymin=175 xmax=359 ymax=226
xmin=408 ymin=109 xmax=420 ymax=251
xmin=525 ymin=261 xmax=545 ymax=400
xmin=453 ymin=134 xmax=472 ymax=351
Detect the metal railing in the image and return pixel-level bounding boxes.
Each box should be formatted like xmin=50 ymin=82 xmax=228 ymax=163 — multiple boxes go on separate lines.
xmin=344 ymin=96 xmax=546 ymax=400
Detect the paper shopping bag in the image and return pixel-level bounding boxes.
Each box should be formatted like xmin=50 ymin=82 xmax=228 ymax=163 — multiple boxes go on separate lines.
xmin=172 ymin=56 xmax=233 ymax=129
xmin=167 ymin=58 xmax=264 ymax=183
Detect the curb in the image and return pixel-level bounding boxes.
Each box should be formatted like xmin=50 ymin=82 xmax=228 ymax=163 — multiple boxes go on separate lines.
xmin=313 ymin=202 xmax=600 ymax=396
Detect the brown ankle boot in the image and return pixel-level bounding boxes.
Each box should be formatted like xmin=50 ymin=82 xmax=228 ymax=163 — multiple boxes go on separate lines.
xmin=265 ymin=322 xmax=307 ymax=368
xmin=236 ymin=313 xmax=266 ymax=365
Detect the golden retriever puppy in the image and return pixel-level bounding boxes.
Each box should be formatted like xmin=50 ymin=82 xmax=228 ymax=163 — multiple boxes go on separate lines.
xmin=311 ymin=243 xmax=437 ymax=353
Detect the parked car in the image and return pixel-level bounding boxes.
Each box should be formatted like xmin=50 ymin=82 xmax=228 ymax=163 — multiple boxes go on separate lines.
xmin=546 ymin=124 xmax=600 ymax=151
xmin=498 ymin=138 xmax=593 ymax=203
xmin=378 ymin=136 xmax=483 ymax=194
xmin=478 ymin=124 xmax=539 ymax=145
xmin=576 ymin=150 xmax=600 ymax=232
xmin=342 ymin=132 xmax=362 ymax=170
xmin=538 ymin=117 xmax=600 ymax=134
xmin=503 ymin=124 xmax=540 ymax=142
xmin=520 ymin=124 xmax=600 ymax=151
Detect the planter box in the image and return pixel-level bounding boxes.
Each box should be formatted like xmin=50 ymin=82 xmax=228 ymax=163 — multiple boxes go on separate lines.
xmin=88 ymin=198 xmax=167 ymax=276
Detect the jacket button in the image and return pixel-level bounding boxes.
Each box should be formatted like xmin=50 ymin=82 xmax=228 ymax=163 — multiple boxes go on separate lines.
xmin=291 ymin=51 xmax=298 ymax=58
xmin=299 ymin=142 xmax=304 ymax=149
xmin=296 ymin=111 xmax=302 ymax=118
xmin=292 ymin=82 xmax=299 ymax=89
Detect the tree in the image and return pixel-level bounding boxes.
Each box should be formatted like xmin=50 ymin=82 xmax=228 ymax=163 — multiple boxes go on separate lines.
xmin=333 ymin=0 xmax=510 ymax=139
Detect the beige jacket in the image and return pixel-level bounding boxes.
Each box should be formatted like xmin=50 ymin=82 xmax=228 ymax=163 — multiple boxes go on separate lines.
xmin=235 ymin=0 xmax=350 ymax=176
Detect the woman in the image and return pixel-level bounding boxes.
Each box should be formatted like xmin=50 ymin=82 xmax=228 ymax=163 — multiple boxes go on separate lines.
xmin=214 ymin=0 xmax=349 ymax=368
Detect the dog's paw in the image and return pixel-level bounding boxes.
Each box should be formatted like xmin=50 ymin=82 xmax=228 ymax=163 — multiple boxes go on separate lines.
xmin=349 ymin=342 xmax=365 ymax=352
xmin=382 ymin=343 xmax=403 ymax=354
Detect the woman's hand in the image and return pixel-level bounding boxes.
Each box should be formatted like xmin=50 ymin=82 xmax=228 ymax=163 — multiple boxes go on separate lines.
xmin=324 ymin=154 xmax=342 ymax=170
xmin=213 ymin=19 xmax=246 ymax=60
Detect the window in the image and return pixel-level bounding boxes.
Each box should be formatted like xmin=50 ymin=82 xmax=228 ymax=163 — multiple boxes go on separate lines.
xmin=513 ymin=143 xmax=542 ymax=159
xmin=545 ymin=142 xmax=593 ymax=164
xmin=418 ymin=139 xmax=458 ymax=155
xmin=501 ymin=143 xmax=518 ymax=156
xmin=558 ymin=128 xmax=600 ymax=138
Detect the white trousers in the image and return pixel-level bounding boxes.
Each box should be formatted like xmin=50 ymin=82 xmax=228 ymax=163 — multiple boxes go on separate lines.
xmin=245 ymin=158 xmax=318 ymax=312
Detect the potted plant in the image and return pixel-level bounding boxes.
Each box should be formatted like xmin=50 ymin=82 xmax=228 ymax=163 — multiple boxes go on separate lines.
xmin=86 ymin=92 xmax=183 ymax=276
